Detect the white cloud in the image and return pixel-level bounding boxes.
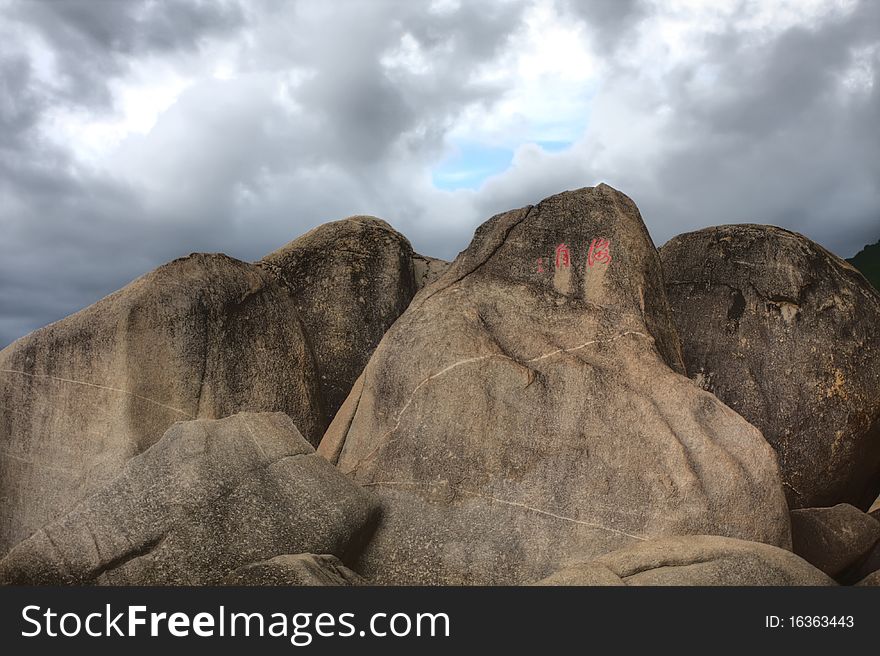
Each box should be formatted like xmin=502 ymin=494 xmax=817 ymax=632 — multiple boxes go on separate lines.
xmin=43 ymin=61 xmax=193 ymax=164
xmin=450 ymin=0 xmax=597 ymax=147
xmin=381 ymin=32 xmax=432 ymax=76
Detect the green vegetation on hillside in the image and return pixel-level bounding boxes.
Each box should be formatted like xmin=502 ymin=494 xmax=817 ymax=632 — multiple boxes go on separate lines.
xmin=848 ymin=239 xmax=880 ymax=292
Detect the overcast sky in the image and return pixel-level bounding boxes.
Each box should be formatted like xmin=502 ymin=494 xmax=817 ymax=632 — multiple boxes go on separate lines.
xmin=1 ymin=0 xmax=878 ymax=348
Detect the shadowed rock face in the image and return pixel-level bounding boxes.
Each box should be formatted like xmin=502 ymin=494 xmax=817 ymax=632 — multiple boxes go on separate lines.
xmin=0 ymin=413 xmax=379 ymax=585
xmin=660 ymin=225 xmax=880 ymax=510
xmin=535 ymin=535 xmax=835 ymax=586
xmin=857 ymin=570 xmax=880 ymax=585
xmin=790 ymin=504 xmax=880 ymax=579
xmin=0 ymin=254 xmax=323 ymax=555
xmin=319 ymin=184 xmax=791 ymax=585
xmin=261 ymin=216 xmax=446 ymax=427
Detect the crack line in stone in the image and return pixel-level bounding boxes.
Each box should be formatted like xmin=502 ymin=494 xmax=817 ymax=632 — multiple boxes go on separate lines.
xmin=344 ymin=331 xmax=651 ymax=475
xmin=0 ymin=449 xmax=81 ymax=474
xmin=361 ymin=480 xmax=647 ymax=541
xmin=0 ymin=369 xmax=193 ymax=418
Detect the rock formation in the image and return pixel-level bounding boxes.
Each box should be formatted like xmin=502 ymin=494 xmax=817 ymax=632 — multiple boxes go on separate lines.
xmin=320 ymin=184 xmax=791 ymax=585
xmin=660 ymin=225 xmax=880 ymax=509
xmin=789 ymin=504 xmax=880 ymax=579
xmin=0 ymin=216 xmax=444 ymax=556
xmin=413 ymin=253 xmax=450 ymax=290
xmin=3 ymin=184 xmax=875 ymax=588
xmin=0 ymin=413 xmax=378 ymax=585
xmin=0 ymin=254 xmax=323 ymax=554
xmin=534 ymin=535 xmax=835 ymax=586
xmin=260 ymin=216 xmax=442 ymax=426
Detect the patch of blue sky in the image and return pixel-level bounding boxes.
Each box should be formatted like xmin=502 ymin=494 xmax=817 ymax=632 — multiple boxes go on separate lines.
xmin=432 ymin=139 xmax=575 ymax=191
xmin=432 ymin=97 xmax=591 ymax=191
xmin=431 ymin=142 xmax=514 ymax=190
xmin=535 ymin=140 xmax=573 ymax=153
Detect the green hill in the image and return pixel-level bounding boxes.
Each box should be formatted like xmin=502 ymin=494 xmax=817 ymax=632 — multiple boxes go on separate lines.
xmin=848 ymin=239 xmax=880 ymax=292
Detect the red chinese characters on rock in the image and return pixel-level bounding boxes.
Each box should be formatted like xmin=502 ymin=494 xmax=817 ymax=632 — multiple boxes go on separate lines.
xmin=587 ymin=238 xmax=612 ymax=267
xmin=535 ymin=240 xmax=613 ymax=272
xmin=555 ymin=243 xmax=571 ymax=269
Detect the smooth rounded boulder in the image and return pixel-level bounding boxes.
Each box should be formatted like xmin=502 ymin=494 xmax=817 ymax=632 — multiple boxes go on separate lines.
xmin=320 ymin=184 xmax=791 ymax=585
xmin=261 ymin=216 xmax=443 ymax=427
xmin=660 ymin=225 xmax=880 ymax=510
xmin=0 ymin=254 xmax=323 ymax=554
xmin=535 ymin=535 xmax=835 ymax=586
xmin=0 ymin=413 xmax=379 ymax=585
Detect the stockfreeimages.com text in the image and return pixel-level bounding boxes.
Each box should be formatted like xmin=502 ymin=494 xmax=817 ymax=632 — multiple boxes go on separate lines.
xmin=22 ymin=604 xmax=451 ymax=646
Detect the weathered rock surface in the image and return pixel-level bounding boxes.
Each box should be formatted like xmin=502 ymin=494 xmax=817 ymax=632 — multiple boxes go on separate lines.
xmin=660 ymin=225 xmax=880 ymax=510
xmin=535 ymin=535 xmax=835 ymax=586
xmin=855 ymin=570 xmax=880 ymax=585
xmin=790 ymin=504 xmax=880 ymax=578
xmin=0 ymin=413 xmax=379 ymax=585
xmin=413 ymin=253 xmax=450 ymax=290
xmin=261 ymin=216 xmax=441 ymax=427
xmin=0 ymin=254 xmax=323 ymax=554
xmin=319 ymin=184 xmax=791 ymax=585
xmin=221 ymin=554 xmax=366 ymax=586
xmin=838 ymin=505 xmax=880 ymax=584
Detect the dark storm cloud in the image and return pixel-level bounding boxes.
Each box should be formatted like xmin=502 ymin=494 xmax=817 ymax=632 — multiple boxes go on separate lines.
xmin=9 ymin=0 xmax=245 ymax=107
xmin=0 ymin=0 xmax=248 ymax=347
xmin=0 ymin=54 xmax=40 ymax=148
xmin=665 ymin=1 xmax=879 ymax=138
xmin=0 ymin=0 xmax=251 ymax=346
xmin=637 ymin=0 xmax=880 ymax=255
xmin=274 ymin=0 xmax=526 ymax=166
xmin=559 ymin=0 xmax=648 ymax=51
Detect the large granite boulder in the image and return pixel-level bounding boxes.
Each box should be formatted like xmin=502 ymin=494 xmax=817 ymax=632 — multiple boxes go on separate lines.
xmin=535 ymin=535 xmax=835 ymax=586
xmin=260 ymin=216 xmax=445 ymax=427
xmin=660 ymin=225 xmax=880 ymax=510
xmin=319 ymin=184 xmax=791 ymax=585
xmin=790 ymin=504 xmax=880 ymax=579
xmin=0 ymin=413 xmax=379 ymax=585
xmin=221 ymin=554 xmax=366 ymax=586
xmin=0 ymin=254 xmax=323 ymax=554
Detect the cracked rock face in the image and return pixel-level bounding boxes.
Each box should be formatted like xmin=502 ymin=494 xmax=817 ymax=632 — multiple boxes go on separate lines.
xmin=319 ymin=184 xmax=791 ymax=585
xmin=660 ymin=225 xmax=880 ymax=510
xmin=0 ymin=413 xmax=379 ymax=585
xmin=0 ymin=254 xmax=323 ymax=555
xmin=260 ymin=216 xmax=448 ymax=428
xmin=535 ymin=535 xmax=835 ymax=586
